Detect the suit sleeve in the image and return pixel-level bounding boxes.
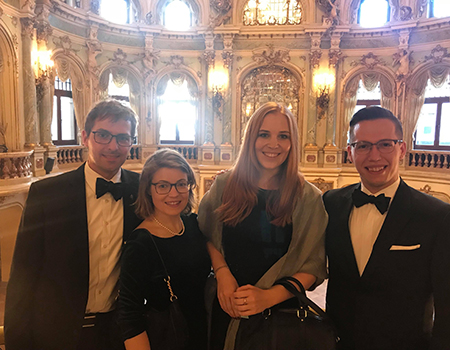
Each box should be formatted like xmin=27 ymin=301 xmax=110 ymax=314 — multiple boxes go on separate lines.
xmin=4 ymin=183 xmax=45 ymax=350
xmin=431 ymin=208 xmax=450 ymax=350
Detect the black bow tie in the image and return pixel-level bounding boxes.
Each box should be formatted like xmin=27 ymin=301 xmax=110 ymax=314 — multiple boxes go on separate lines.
xmin=96 ymin=178 xmax=124 ymax=201
xmin=352 ymin=188 xmax=391 ymax=215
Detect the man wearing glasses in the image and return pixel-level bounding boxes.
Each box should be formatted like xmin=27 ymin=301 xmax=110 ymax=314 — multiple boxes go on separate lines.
xmin=5 ymin=100 xmax=142 ymax=350
xmin=323 ymin=106 xmax=450 ymax=350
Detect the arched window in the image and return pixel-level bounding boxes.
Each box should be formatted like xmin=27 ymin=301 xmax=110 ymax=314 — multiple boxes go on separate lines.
xmin=354 ymin=80 xmax=381 ymax=114
xmin=107 ymin=73 xmax=131 ymax=107
xmin=241 ymin=66 xmax=299 ymax=134
xmin=100 ymin=0 xmax=133 ymax=24
xmin=52 ymin=76 xmax=78 ymax=145
xmin=243 ymin=0 xmax=303 ymax=25
xmin=157 ymin=73 xmax=198 ymax=144
xmin=358 ymin=0 xmax=390 ymax=27
xmin=428 ymin=0 xmax=450 ymax=18
xmin=163 ymin=0 xmax=193 ymax=30
xmin=414 ymin=76 xmax=450 ymax=150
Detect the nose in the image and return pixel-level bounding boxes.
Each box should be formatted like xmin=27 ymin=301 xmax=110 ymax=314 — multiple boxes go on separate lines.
xmin=168 ymin=185 xmax=179 ymax=196
xmin=367 ymin=144 xmax=382 ymax=160
xmin=107 ymin=136 xmax=119 ymax=150
xmin=268 ymin=136 xmax=279 ymax=148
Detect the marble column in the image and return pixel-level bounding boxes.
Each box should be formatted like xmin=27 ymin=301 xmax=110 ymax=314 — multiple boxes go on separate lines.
xmin=20 ymin=18 xmax=40 ymax=148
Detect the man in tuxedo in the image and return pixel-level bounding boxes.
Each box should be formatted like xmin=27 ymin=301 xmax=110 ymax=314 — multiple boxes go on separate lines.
xmin=324 ymin=106 xmax=450 ymax=350
xmin=5 ymin=100 xmax=142 ymax=350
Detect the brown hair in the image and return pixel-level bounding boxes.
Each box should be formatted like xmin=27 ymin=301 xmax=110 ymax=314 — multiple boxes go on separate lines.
xmin=84 ymin=100 xmax=138 ymax=137
xmin=135 ymin=149 xmax=197 ymax=219
xmin=349 ymin=106 xmax=403 ymax=142
xmin=216 ymin=102 xmax=303 ymax=227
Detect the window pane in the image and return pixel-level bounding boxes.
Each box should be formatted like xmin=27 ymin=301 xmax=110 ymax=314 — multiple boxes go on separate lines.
xmin=52 ymin=95 xmax=58 ymax=140
xmin=100 ymin=0 xmax=129 ymax=24
xmin=164 ymin=0 xmax=191 ymax=30
xmin=108 ymin=74 xmax=130 ymax=97
xmin=433 ymin=0 xmax=450 ymax=18
xmin=61 ymin=96 xmax=75 ymax=141
xmin=158 ymin=80 xmax=196 ymax=143
xmin=359 ymin=0 xmax=388 ymax=28
xmin=353 ymin=105 xmax=366 ymax=115
xmin=356 ymin=80 xmax=381 ymax=100
xmin=415 ymin=103 xmax=437 ymax=146
xmin=439 ymin=102 xmax=450 ymax=146
xmin=424 ymin=77 xmax=450 ymax=98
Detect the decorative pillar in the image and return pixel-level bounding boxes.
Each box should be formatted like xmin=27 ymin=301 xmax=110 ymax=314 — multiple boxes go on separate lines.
xmin=86 ymin=24 xmax=102 ymax=105
xmin=303 ymin=32 xmax=323 ymax=166
xmin=202 ymin=32 xmax=216 ymax=164
xmin=20 ymin=17 xmax=46 ymax=175
xmin=220 ymin=33 xmax=234 ymax=165
xmin=20 ymin=18 xmax=39 ymax=148
xmin=35 ymin=1 xmax=59 ymax=171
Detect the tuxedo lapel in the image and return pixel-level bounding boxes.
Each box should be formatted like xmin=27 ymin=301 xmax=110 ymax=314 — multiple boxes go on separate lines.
xmin=362 ymin=179 xmax=412 ymax=278
xmin=120 ymin=169 xmax=140 ymax=242
xmin=65 ymin=164 xmax=90 ymax=295
xmin=330 ymin=184 xmax=361 ymax=279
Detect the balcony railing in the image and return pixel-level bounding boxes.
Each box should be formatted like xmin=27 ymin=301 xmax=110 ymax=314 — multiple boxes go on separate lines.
xmin=0 ymin=151 xmax=33 ymax=182
xmin=57 ymin=146 xmax=85 ymax=166
xmin=158 ymin=145 xmax=199 ymax=161
xmin=407 ymin=150 xmax=450 ymax=170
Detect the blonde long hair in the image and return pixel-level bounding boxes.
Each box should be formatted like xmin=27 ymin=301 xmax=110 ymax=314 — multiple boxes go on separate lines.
xmin=216 ymin=102 xmax=303 ymax=227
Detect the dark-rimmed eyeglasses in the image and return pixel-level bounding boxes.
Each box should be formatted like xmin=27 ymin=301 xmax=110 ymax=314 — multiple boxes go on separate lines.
xmin=91 ymin=130 xmax=134 ymax=147
xmin=349 ymin=139 xmax=403 ymax=155
xmin=151 ymin=180 xmax=191 ymax=194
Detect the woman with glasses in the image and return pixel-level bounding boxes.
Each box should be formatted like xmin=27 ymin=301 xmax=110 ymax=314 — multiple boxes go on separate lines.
xmin=118 ymin=149 xmax=210 ymax=350
xmin=198 ymin=102 xmax=328 ymax=349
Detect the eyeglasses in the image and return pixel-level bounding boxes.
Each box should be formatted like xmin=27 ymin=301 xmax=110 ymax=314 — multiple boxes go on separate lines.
xmin=151 ymin=180 xmax=191 ymax=194
xmin=92 ymin=130 xmax=134 ymax=147
xmin=349 ymin=139 xmax=403 ymax=155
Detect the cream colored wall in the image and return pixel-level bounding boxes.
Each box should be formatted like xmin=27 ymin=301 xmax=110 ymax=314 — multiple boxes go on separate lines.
xmin=0 ymin=204 xmax=22 ymax=282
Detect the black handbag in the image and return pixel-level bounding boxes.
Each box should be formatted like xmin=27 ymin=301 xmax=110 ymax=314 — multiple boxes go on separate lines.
xmin=235 ymin=276 xmax=338 ymax=350
xmin=145 ymin=234 xmax=189 ymax=350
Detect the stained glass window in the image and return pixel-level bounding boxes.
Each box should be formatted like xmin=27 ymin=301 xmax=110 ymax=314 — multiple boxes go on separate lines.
xmin=243 ymin=0 xmax=303 ymax=25
xmin=241 ymin=66 xmax=299 ymax=135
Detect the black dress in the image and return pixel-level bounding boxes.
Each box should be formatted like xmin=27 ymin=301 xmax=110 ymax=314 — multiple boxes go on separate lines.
xmin=210 ymin=189 xmax=293 ymax=349
xmin=118 ymin=213 xmax=211 ymax=350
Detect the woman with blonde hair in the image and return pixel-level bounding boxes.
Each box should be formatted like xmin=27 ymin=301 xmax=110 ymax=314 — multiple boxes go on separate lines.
xmin=118 ymin=149 xmax=210 ymax=350
xmin=198 ymin=102 xmax=328 ymax=349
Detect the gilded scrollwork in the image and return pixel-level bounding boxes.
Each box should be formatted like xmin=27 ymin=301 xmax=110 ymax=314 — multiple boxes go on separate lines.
xmin=424 ymin=45 xmax=450 ymax=64
xmin=252 ymin=44 xmax=290 ymax=67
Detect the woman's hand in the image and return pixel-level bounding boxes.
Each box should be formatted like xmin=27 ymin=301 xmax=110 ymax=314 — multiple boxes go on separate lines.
xmin=215 ymin=267 xmax=240 ymax=318
xmin=232 ymin=285 xmax=276 ymax=316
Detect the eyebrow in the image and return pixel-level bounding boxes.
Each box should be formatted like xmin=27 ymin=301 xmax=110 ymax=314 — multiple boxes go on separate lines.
xmin=259 ymin=129 xmax=290 ymax=134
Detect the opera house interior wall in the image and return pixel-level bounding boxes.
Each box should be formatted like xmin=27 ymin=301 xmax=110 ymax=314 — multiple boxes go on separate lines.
xmin=1 ymin=0 xmax=450 ymax=288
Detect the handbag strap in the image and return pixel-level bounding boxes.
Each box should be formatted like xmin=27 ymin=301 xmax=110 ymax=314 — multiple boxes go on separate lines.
xmin=274 ymin=276 xmax=329 ymax=321
xmin=149 ymin=233 xmax=178 ymax=302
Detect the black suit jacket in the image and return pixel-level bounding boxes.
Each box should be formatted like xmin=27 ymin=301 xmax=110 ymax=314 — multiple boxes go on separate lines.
xmin=324 ymin=179 xmax=450 ymax=350
xmin=5 ymin=164 xmax=141 ymax=350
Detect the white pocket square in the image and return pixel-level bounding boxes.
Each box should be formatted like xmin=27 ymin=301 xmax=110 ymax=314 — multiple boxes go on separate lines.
xmin=390 ymin=244 xmax=421 ymax=251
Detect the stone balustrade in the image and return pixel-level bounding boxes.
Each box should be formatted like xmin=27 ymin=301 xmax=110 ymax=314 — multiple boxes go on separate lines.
xmin=57 ymin=146 xmax=85 ymax=166
xmin=407 ymin=151 xmax=450 ymax=170
xmin=0 ymin=151 xmax=33 ymax=183
xmin=158 ymin=145 xmax=198 ymax=161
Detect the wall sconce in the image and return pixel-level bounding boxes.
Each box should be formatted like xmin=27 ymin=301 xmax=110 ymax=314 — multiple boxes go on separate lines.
xmin=209 ymin=67 xmax=229 ymax=121
xmin=314 ymin=72 xmax=334 ymax=120
xmin=32 ymin=49 xmax=54 ymax=84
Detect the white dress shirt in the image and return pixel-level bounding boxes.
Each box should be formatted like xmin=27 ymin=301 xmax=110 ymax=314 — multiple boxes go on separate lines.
xmin=349 ymin=178 xmax=400 ymax=276
xmin=84 ymin=163 xmax=124 ymax=313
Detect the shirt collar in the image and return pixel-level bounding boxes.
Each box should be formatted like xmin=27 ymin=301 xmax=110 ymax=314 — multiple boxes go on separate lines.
xmin=361 ymin=177 xmax=400 ymax=201
xmin=85 ymin=162 xmax=122 ymax=193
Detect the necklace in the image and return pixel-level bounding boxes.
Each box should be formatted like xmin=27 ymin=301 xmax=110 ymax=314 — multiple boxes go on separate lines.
xmin=153 ymin=216 xmax=185 ymax=236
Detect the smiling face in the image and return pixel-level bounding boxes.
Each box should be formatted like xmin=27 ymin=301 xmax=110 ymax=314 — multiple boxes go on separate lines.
xmin=254 ymin=111 xmax=292 ymax=181
xmin=348 ymin=118 xmax=406 ymax=193
xmin=150 ymin=167 xmax=189 ymax=219
xmin=82 ymin=117 xmax=132 ymax=180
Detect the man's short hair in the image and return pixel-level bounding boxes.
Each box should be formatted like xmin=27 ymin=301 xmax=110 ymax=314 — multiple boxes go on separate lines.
xmin=84 ymin=100 xmax=137 ymax=137
xmin=349 ymin=106 xmax=403 ymax=142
